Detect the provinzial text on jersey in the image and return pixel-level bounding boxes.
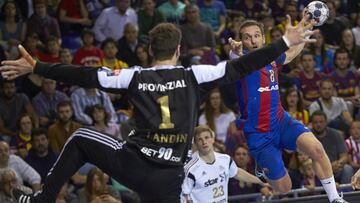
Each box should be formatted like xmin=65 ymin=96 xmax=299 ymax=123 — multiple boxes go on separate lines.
xmin=138 ymin=80 xmax=187 ymax=92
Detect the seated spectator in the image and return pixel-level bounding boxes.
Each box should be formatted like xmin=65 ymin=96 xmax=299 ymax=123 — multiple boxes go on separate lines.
xmin=10 ymin=113 xmax=35 ymax=159
xmin=58 ymin=48 xmax=75 ymax=95
xmin=311 ymin=110 xmax=354 ymax=184
xmin=269 ymin=27 xmax=283 ymax=43
xmin=234 ymin=0 xmax=264 ymax=20
xmin=73 ymin=29 xmax=104 ymax=66
xmin=346 ymin=120 xmax=360 ymax=172
xmin=319 ymin=1 xmax=348 ymax=46
xmin=0 ymin=1 xmax=26 ymax=60
xmin=89 ymin=104 xmax=121 ymax=139
xmin=97 ymin=38 xmax=128 ymax=70
xmin=0 ymin=80 xmax=37 ymax=140
xmin=282 ymin=87 xmax=310 ymax=126
xmin=48 ymin=101 xmax=82 ymax=153
xmin=180 ymin=4 xmax=216 ymax=66
xmin=0 ymin=168 xmax=33 ymax=203
xmin=0 ymin=141 xmax=41 ymax=192
xmin=71 ymin=88 xmax=117 ymax=125
xmin=117 ymin=23 xmax=141 ymax=66
xmin=288 ymin=151 xmax=311 ymax=189
xmin=137 ymin=0 xmax=165 ymax=41
xmin=352 ymin=12 xmax=360 ymax=46
xmin=308 ymin=30 xmax=335 ymax=74
xmin=219 ymin=14 xmax=245 ymax=59
xmin=297 ymin=52 xmax=325 ymax=108
xmin=197 ymin=0 xmax=226 ymax=38
xmin=198 ymin=88 xmax=236 ymax=144
xmin=158 ymin=0 xmax=185 ymax=24
xmin=77 ymin=167 xmax=122 ymax=203
xmin=84 ymin=0 xmax=115 ymax=20
xmin=32 ymin=78 xmax=69 ymax=127
xmin=93 ymin=0 xmax=137 ymax=42
xmin=270 ymin=0 xmax=286 ymax=24
xmin=228 ymin=145 xmax=271 ymax=203
xmin=57 ymin=0 xmax=92 ymax=35
xmin=340 ymin=29 xmax=360 ymax=69
xmin=135 ymin=44 xmax=152 ymax=67
xmin=26 ymin=0 xmax=61 ymax=44
xmin=299 ymin=159 xmax=321 ymax=195
xmin=23 ymin=33 xmax=41 ymax=59
xmin=25 ymin=128 xmax=58 ymax=184
xmin=309 ymin=79 xmax=353 ymax=133
xmin=330 ymin=48 xmax=360 ymax=114
xmin=38 ymin=36 xmax=61 ymax=63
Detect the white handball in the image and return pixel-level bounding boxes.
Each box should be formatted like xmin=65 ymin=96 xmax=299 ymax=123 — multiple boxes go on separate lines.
xmin=305 ymin=1 xmax=329 ymax=26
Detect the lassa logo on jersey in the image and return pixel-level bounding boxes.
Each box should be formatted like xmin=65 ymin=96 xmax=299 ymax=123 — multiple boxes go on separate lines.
xmin=138 ymin=80 xmax=187 ymax=92
xmin=257 ymin=84 xmax=279 ymax=92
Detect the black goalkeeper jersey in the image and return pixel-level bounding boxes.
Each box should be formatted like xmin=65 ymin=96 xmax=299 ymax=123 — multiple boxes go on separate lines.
xmin=32 ymin=39 xmax=289 ymax=166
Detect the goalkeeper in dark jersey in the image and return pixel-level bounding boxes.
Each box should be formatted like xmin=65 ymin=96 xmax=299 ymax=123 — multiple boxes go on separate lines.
xmin=0 ymin=17 xmax=315 ymax=203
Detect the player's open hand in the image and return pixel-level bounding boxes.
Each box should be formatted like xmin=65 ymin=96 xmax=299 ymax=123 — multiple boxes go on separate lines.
xmin=228 ymin=37 xmax=243 ymax=57
xmin=283 ymin=14 xmax=317 ymax=47
xmin=351 ymin=169 xmax=360 ymax=190
xmin=0 ymin=45 xmax=36 ymax=80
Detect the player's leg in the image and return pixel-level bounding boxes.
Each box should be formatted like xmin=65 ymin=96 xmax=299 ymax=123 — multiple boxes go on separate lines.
xmin=253 ymin=144 xmax=292 ymax=193
xmin=13 ymin=127 xmax=126 ymax=203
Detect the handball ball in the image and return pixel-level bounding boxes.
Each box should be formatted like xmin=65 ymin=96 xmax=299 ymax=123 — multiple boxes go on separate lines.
xmin=305 ymin=1 xmax=329 ymax=26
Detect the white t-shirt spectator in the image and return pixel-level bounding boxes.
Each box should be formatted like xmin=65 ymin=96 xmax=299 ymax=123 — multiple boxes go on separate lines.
xmin=309 ymin=97 xmax=348 ymax=122
xmin=199 ymin=112 xmax=236 ymax=143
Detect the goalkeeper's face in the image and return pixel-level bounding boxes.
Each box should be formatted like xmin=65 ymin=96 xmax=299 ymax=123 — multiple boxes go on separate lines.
xmin=240 ymin=25 xmax=265 ymax=52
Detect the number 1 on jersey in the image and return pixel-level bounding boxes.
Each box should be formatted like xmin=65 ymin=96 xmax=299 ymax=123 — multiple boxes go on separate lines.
xmin=157 ymin=96 xmax=174 ymax=129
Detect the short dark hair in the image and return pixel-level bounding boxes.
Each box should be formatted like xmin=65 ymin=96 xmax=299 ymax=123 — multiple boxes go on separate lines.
xmin=310 ymin=110 xmax=327 ymax=122
xmin=319 ymin=78 xmax=334 ymax=88
xmin=101 ymin=38 xmax=117 ymax=50
xmin=57 ymin=100 xmax=73 ymax=111
xmin=300 ymin=51 xmax=315 ymax=60
xmin=239 ymin=20 xmax=265 ymax=39
xmin=81 ymin=28 xmax=95 ymax=39
xmin=334 ymin=48 xmax=350 ymax=60
xmin=149 ymin=23 xmax=182 ymax=60
xmin=31 ymin=128 xmax=48 ymax=140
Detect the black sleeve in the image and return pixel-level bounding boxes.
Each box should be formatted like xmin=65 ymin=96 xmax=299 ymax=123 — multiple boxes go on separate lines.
xmin=34 ymin=62 xmax=101 ymax=88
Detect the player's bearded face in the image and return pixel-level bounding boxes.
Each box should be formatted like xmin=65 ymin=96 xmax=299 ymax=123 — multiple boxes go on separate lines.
xmin=241 ymin=25 xmax=265 ymax=51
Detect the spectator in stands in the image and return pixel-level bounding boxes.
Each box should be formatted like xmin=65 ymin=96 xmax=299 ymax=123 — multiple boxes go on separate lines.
xmin=282 ymin=87 xmax=310 ymax=126
xmin=77 ymin=167 xmax=122 ymax=203
xmin=299 ymin=159 xmax=322 ymax=194
xmin=220 ymin=14 xmax=245 ymax=59
xmin=84 ymin=0 xmax=115 ymax=20
xmin=73 ymin=29 xmax=104 ymax=66
xmin=234 ymin=0 xmax=264 ymax=20
xmin=352 ymin=12 xmax=360 ymax=46
xmin=93 ymin=0 xmax=138 ymax=42
xmin=0 ymin=141 xmax=41 ymax=191
xmin=89 ymin=104 xmax=121 ymax=139
xmin=26 ymin=0 xmax=61 ymax=44
xmin=308 ymin=30 xmax=335 ymax=74
xmin=71 ymin=87 xmax=117 ymax=125
xmin=198 ymin=88 xmax=236 ymax=144
xmin=158 ymin=0 xmax=185 ymax=24
xmin=0 ymin=168 xmax=33 ymax=203
xmin=55 ymin=182 xmax=77 ymax=203
xmin=57 ymin=0 xmax=92 ymax=35
xmin=319 ymin=1 xmax=348 ymax=46
xmin=330 ymin=48 xmax=360 ymax=114
xmin=117 ymin=23 xmax=141 ymax=66
xmin=0 ymin=80 xmax=37 ymax=140
xmin=10 ymin=113 xmax=35 ymax=159
xmin=297 ymin=51 xmax=325 ymax=108
xmin=288 ymin=151 xmax=311 ymax=189
xmin=180 ymin=4 xmax=216 ymax=66
xmin=32 ymin=78 xmax=69 ymax=127
xmin=345 ymin=120 xmax=360 ymax=172
xmin=270 ymin=27 xmax=283 ymax=43
xmin=58 ymin=48 xmax=74 ymax=95
xmin=228 ymin=144 xmax=272 ymax=203
xmin=311 ymin=110 xmax=354 ymax=184
xmin=340 ymin=29 xmax=360 ymax=69
xmin=23 ymin=33 xmax=41 ymax=59
xmin=135 ymin=44 xmax=152 ymax=67
xmin=48 ymin=101 xmax=82 ymax=153
xmin=25 ymin=128 xmax=58 ymax=184
xmin=38 ymin=36 xmax=61 ymax=63
xmin=270 ymin=0 xmax=286 ymax=24
xmin=0 ymin=1 xmax=26 ymax=60
xmin=137 ymin=0 xmax=165 ymax=41
xmin=197 ymin=0 xmax=226 ymax=38
xmin=97 ymin=38 xmax=128 ymax=70
xmin=309 ymin=79 xmax=353 ymax=133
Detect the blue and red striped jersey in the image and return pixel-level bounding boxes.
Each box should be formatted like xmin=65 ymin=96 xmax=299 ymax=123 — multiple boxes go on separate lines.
xmin=236 ymin=53 xmax=286 ymax=133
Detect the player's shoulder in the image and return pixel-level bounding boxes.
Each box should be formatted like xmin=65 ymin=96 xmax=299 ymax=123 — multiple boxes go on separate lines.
xmin=214 ymin=152 xmax=231 ymax=161
xmin=184 ymin=153 xmax=201 ymax=173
